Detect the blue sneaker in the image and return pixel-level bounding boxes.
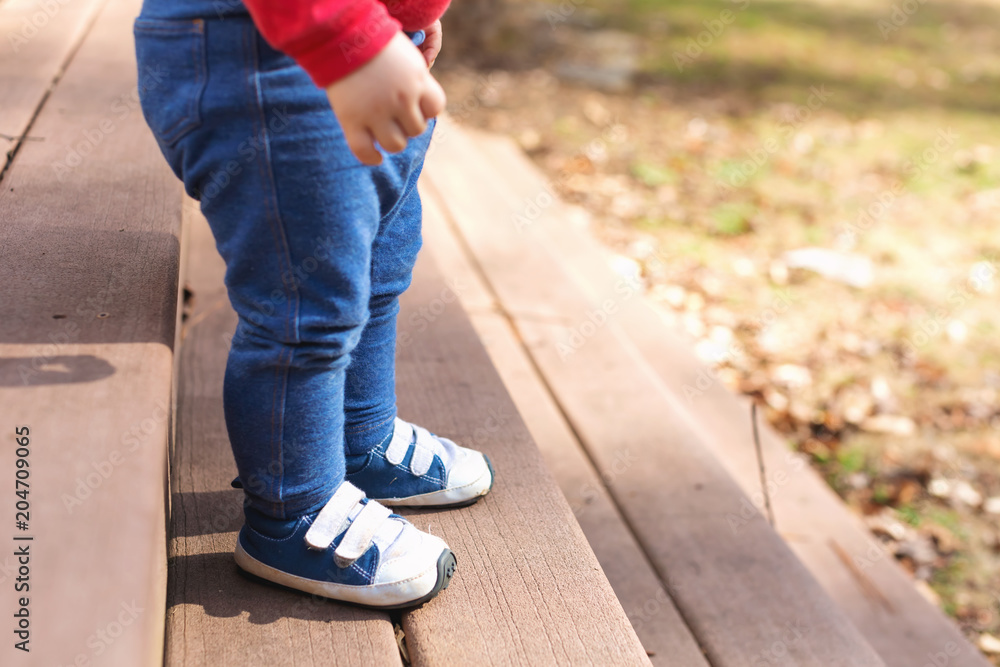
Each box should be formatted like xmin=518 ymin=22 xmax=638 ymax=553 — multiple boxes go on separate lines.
xmin=234 ymin=481 xmax=456 ymax=609
xmin=346 ymin=418 xmax=494 ymax=508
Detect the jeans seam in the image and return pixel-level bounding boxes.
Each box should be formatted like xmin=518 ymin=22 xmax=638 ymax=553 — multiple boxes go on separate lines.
xmin=245 ymin=27 xmax=300 ymax=516
xmin=274 ymin=345 xmax=293 ymax=517
xmin=246 ymin=27 xmax=300 ymax=345
xmin=242 ymin=28 xmax=279 ymax=516
xmin=266 ymin=345 xmax=288 ymax=516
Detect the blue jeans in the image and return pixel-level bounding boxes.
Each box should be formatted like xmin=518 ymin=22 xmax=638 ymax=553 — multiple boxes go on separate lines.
xmin=134 ymin=3 xmax=432 ymax=519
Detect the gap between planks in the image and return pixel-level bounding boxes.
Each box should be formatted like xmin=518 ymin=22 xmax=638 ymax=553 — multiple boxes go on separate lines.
xmin=418 ymin=181 xmax=709 ymax=666
xmin=0 ymin=0 xmax=108 ymax=182
xmin=167 ymin=202 xmax=403 ymax=667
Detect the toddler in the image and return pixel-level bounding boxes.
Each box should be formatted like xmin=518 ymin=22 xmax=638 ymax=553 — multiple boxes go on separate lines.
xmin=134 ymin=0 xmax=494 ymax=608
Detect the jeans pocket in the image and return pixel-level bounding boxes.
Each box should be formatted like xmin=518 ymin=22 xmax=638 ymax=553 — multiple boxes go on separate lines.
xmin=133 ymin=18 xmax=207 ymax=147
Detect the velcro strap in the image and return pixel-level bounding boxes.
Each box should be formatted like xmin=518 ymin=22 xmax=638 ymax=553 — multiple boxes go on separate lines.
xmin=304 ymin=482 xmax=365 ymax=550
xmin=411 ymin=425 xmax=439 ymax=477
xmin=334 ymin=501 xmax=392 ymax=568
xmin=385 ymin=418 xmax=413 ymax=466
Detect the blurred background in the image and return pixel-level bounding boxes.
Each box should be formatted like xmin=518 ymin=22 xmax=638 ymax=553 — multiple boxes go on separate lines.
xmin=438 ymin=0 xmax=1000 ymax=658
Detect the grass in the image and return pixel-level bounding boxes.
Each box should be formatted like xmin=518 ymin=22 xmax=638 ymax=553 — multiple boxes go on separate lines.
xmin=929 ymin=508 xmax=970 ymax=541
xmin=898 ymin=504 xmax=922 ymax=527
xmin=598 ymin=0 xmax=1000 ymax=115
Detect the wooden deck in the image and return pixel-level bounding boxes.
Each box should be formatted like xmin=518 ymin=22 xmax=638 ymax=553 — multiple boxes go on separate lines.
xmin=0 ymin=0 xmax=991 ymax=665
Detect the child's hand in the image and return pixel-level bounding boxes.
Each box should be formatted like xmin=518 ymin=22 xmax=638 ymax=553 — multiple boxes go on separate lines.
xmin=419 ymin=20 xmax=443 ymax=68
xmin=325 ymin=32 xmax=446 ymax=166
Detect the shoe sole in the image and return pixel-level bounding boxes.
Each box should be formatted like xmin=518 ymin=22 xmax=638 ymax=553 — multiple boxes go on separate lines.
xmin=235 ymin=543 xmax=458 ymax=610
xmin=377 ymin=455 xmax=496 ymax=509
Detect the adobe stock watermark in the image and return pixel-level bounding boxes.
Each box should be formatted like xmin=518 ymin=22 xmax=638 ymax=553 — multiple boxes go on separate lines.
xmin=978 ymin=592 xmax=1000 ymax=626
xmin=568 ymin=447 xmax=638 ymax=518
xmin=511 ymin=120 xmax=627 ymax=233
xmin=544 ymin=0 xmax=588 ymax=28
xmin=60 ymin=399 xmax=170 ymax=513
xmin=747 ymin=619 xmax=809 ymax=666
xmin=17 ymin=271 xmax=128 ymax=385
xmin=54 ymin=600 xmax=144 ymax=667
xmin=194 ymin=106 xmax=291 ymax=202
xmin=222 ymin=230 xmax=386 ymax=350
xmin=426 ymin=73 xmax=504 ymax=161
xmin=900 ymin=258 xmax=995 ymax=356
xmin=719 ymin=85 xmax=832 ymax=190
xmin=211 ymin=0 xmax=243 ymax=19
xmin=556 ymin=278 xmax=640 ymax=360
xmin=556 ymin=248 xmax=673 ymax=360
xmin=627 ymin=572 xmax=690 ymax=633
xmin=236 ymin=437 xmax=317 ymax=515
xmin=443 ymin=72 xmax=501 ymax=123
xmin=0 ymin=555 xmax=15 ymax=585
xmin=7 ymin=0 xmax=73 ymax=53
xmin=917 ymin=641 xmax=966 ymax=667
xmin=463 ymin=405 xmax=511 ymax=448
xmin=51 ymin=66 xmax=166 ymax=180
xmin=877 ymin=0 xmax=931 ymax=39
xmin=16 ymin=320 xmax=80 ymax=385
xmin=336 ymin=1 xmax=431 ymax=66
xmin=681 ymin=287 xmax=797 ymax=403
xmin=233 ymin=406 xmax=508 ymax=513
xmin=556 ymin=296 xmax=626 ymax=360
xmin=849 ymin=538 xmax=890 ymax=572
xmin=838 ymin=127 xmax=958 ymax=244
xmin=673 ymin=0 xmax=752 ymax=72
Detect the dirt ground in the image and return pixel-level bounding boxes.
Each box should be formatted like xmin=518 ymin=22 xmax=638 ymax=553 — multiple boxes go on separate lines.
xmin=436 ymin=0 xmax=1000 ymax=660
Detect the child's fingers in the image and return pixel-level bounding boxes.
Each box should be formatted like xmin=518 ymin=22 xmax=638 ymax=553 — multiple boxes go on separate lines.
xmin=420 ymin=20 xmax=443 ymax=68
xmin=344 ymin=127 xmax=383 ymax=166
xmin=419 ymin=81 xmax=446 ymax=120
xmin=373 ymin=120 xmax=408 ymax=154
xmin=397 ymin=101 xmax=428 ymax=137
xmin=420 ymin=33 xmax=442 ymax=68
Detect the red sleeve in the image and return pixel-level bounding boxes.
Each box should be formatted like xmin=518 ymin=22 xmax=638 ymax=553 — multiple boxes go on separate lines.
xmin=242 ymin=0 xmax=402 ymax=88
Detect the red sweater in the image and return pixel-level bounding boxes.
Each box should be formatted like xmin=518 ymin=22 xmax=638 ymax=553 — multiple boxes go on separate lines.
xmin=241 ymin=0 xmax=450 ymax=87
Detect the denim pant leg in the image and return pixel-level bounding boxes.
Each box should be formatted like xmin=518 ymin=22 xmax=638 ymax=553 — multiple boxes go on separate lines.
xmin=135 ymin=14 xmax=431 ymax=519
xmin=342 ymin=139 xmax=430 ymax=457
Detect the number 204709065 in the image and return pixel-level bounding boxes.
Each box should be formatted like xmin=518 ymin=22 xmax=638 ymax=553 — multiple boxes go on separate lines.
xmin=14 ymin=427 xmax=30 ymax=530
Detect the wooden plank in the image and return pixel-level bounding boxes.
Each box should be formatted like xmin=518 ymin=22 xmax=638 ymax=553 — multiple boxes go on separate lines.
xmin=470 ymin=129 xmax=993 ymax=667
xmin=0 ymin=0 xmax=176 ymax=664
xmin=423 ymin=119 xmax=886 ymax=667
xmin=396 ymin=252 xmax=651 ymax=666
xmin=0 ymin=0 xmax=107 ymax=175
xmin=419 ymin=185 xmax=709 ymax=666
xmin=166 ymin=201 xmax=403 ymax=667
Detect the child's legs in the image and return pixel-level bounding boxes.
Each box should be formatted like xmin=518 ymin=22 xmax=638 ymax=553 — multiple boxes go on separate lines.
xmin=136 ymin=14 xmax=428 ymax=518
xmin=343 ymin=145 xmax=430 ymax=457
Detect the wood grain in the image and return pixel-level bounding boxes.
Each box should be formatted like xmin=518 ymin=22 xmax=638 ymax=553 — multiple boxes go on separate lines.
xmin=420 ymin=184 xmax=709 ymax=666
xmin=469 ymin=128 xmax=992 ymax=667
xmin=0 ymin=0 xmax=106 ymax=176
xmin=165 ymin=202 xmax=402 ymax=667
xmin=0 ymin=0 xmax=175 ymax=664
xmin=423 ymin=118 xmax=886 ymax=667
xmin=396 ymin=252 xmax=651 ymax=666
